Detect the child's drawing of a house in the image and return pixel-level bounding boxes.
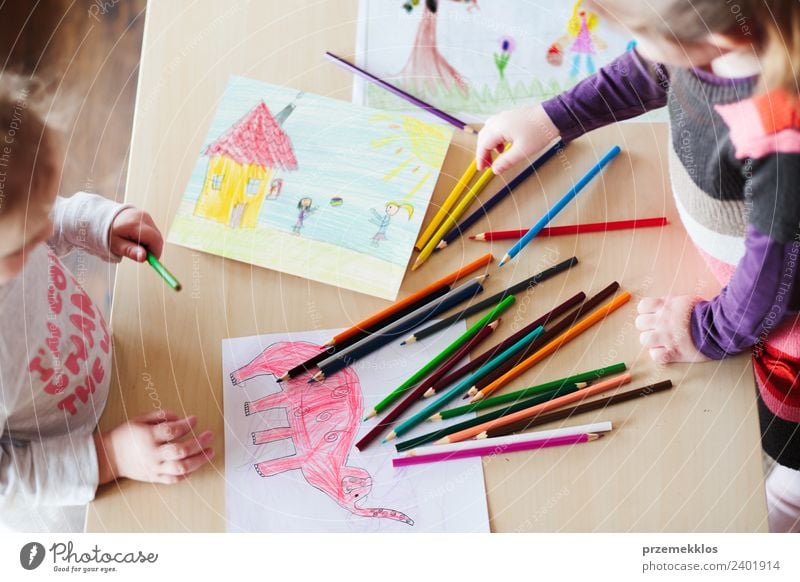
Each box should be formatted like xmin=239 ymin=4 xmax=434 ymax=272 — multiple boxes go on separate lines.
xmin=194 ymin=95 xmax=301 ymax=229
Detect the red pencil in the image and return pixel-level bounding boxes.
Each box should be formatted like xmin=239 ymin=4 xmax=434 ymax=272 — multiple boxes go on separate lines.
xmin=355 ymin=319 xmax=499 ymax=451
xmin=470 ymin=217 xmax=668 ymax=241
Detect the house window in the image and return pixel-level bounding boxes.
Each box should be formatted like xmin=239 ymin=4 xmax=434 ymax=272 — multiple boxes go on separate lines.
xmin=246 ymin=178 xmax=261 ymax=195
xmin=211 ymin=174 xmax=223 ymax=190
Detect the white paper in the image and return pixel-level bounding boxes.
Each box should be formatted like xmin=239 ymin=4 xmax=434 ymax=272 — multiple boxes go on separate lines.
xmin=355 ymin=0 xmax=665 ymax=122
xmin=222 ymin=324 xmax=490 ymax=532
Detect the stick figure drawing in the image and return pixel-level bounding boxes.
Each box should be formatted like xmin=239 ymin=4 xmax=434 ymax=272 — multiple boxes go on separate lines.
xmin=369 ymin=201 xmax=414 ymax=246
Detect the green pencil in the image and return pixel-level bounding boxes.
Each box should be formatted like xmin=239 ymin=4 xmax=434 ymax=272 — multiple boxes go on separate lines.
xmin=429 ymin=362 xmax=628 ymax=421
xmin=146 ymin=251 xmax=182 ymax=291
xmin=365 ymin=294 xmax=516 ymax=420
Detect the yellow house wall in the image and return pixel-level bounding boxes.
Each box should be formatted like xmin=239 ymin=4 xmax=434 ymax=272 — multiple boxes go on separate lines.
xmin=194 ymin=155 xmax=271 ymax=228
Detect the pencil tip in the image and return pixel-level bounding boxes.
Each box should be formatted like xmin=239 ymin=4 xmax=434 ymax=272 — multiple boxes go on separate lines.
xmin=498 ymin=256 xmax=509 ymax=267
xmin=436 ymin=241 xmax=447 ymax=250
xmin=464 ymin=126 xmax=478 ymax=135
xmin=384 ymin=432 xmax=396 ymax=442
xmin=174 ymin=284 xmax=183 ymax=292
xmin=403 ymin=337 xmax=416 ymax=345
xmin=468 ymin=235 xmax=476 ymax=240
xmin=461 ymin=393 xmax=470 ymax=400
xmin=423 ymin=388 xmax=434 ymax=398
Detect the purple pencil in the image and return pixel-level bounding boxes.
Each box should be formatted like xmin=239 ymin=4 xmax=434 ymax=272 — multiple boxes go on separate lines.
xmin=324 ymin=51 xmax=477 ymax=134
xmin=391 ymin=432 xmax=600 ymax=467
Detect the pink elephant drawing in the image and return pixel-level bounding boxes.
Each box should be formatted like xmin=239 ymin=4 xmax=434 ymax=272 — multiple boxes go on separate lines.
xmin=230 ymin=341 xmax=414 ymax=525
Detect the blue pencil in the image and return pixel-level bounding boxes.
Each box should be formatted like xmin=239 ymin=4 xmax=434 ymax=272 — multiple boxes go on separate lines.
xmin=383 ymin=324 xmax=545 ymax=442
xmin=435 ymin=140 xmax=564 ymax=250
xmin=498 ymin=145 xmax=622 ymax=267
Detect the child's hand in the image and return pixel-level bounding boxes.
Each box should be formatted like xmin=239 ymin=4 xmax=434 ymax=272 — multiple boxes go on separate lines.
xmin=95 ymin=411 xmax=214 ymax=485
xmin=635 ymin=295 xmax=710 ymax=364
xmin=476 ymin=104 xmax=560 ymax=174
xmin=110 ymin=208 xmax=164 ymax=262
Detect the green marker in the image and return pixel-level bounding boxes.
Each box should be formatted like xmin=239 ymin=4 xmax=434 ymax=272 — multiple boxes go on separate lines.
xmin=146 ymin=251 xmax=182 ymax=291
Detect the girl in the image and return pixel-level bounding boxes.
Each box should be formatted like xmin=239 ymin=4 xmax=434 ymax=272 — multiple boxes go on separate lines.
xmin=292 ymin=197 xmax=317 ymax=235
xmin=369 ymin=201 xmax=414 ymax=246
xmin=0 ymin=74 xmax=214 ymax=532
xmin=476 ymin=0 xmax=800 ymax=532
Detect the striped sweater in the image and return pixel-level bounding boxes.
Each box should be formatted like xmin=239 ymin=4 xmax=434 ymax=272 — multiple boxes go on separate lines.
xmin=542 ymin=49 xmax=800 ymax=428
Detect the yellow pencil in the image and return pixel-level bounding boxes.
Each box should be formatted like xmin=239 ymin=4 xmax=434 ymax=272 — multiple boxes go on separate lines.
xmin=412 ymin=167 xmax=497 ymax=271
xmin=415 ymin=160 xmax=477 ymax=251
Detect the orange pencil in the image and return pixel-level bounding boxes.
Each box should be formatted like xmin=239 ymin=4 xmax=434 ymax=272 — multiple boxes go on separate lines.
xmin=321 ymin=253 xmax=494 ymax=347
xmin=438 ymin=372 xmax=633 ymax=444
xmin=469 ymin=291 xmax=632 ymax=402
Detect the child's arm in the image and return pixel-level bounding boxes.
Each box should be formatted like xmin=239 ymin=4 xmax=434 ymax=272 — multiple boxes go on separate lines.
xmin=50 ymin=193 xmax=163 ymax=263
xmin=477 ymin=49 xmax=670 ymax=173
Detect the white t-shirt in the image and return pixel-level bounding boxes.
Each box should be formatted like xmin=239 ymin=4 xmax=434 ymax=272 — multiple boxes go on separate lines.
xmin=0 ymin=192 xmax=128 ymax=532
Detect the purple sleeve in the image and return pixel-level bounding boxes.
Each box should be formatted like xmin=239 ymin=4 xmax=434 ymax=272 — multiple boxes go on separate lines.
xmin=542 ymin=49 xmax=670 ymax=143
xmin=690 ymin=225 xmax=800 ymax=359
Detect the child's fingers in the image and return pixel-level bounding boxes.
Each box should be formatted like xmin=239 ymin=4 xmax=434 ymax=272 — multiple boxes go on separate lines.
xmin=648 ymin=347 xmax=674 ymax=364
xmin=159 ymin=448 xmax=215 ymax=477
xmin=137 ymin=221 xmax=164 ymax=259
xmin=137 ymin=410 xmax=181 ymax=424
xmin=156 ymin=474 xmax=189 ymax=485
xmin=637 ymin=297 xmax=664 ymax=314
xmin=475 ymin=126 xmax=504 ymax=171
xmin=490 ymin=145 xmax=526 ymax=175
xmin=152 ymin=415 xmax=198 ymax=443
xmin=639 ymin=330 xmax=665 ymax=349
xmin=114 ymin=240 xmax=148 ymax=262
xmin=159 ymin=430 xmax=214 ymax=461
xmin=634 ymin=313 xmax=657 ymax=331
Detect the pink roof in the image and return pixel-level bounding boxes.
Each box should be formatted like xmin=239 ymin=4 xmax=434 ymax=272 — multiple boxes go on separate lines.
xmin=205 ymin=101 xmax=298 ymax=170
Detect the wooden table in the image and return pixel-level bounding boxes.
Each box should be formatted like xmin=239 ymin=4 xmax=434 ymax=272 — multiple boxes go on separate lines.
xmin=87 ymin=0 xmax=767 ymax=532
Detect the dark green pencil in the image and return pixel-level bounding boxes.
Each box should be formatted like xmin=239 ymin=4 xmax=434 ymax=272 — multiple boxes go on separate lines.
xmin=146 ymin=251 xmax=182 ymax=291
xmin=429 ymin=362 xmax=628 ymax=421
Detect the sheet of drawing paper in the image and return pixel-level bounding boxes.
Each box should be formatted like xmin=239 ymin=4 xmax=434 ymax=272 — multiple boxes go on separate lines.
xmin=222 ymin=324 xmax=490 ymax=532
xmin=168 ymin=75 xmax=453 ymax=300
xmin=354 ymin=0 xmax=661 ymax=122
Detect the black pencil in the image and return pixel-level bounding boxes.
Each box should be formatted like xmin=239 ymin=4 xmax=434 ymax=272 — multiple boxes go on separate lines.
xmin=310 ymin=279 xmax=484 ymax=382
xmin=402 ymin=256 xmax=578 ymax=345
xmin=275 ymin=284 xmax=453 ymax=382
xmin=481 ymin=379 xmax=674 ymax=438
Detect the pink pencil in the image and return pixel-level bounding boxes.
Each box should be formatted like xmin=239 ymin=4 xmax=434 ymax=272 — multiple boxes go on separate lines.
xmin=391 ymin=432 xmax=600 ymax=467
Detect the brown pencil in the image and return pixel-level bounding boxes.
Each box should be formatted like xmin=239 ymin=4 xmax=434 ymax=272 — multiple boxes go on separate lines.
xmin=422 ymin=291 xmax=586 ymax=398
xmin=467 ymin=281 xmax=621 ymax=396
xmin=480 ymin=379 xmax=673 ymax=438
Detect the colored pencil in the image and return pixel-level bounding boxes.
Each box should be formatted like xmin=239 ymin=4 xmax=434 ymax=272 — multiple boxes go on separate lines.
xmin=402 ymin=256 xmax=577 ymax=345
xmin=412 ymin=155 xmax=506 ymax=271
xmin=437 ymin=373 xmax=633 ymax=444
xmin=436 ymin=139 xmax=563 ymax=250
xmin=470 ymin=291 xmax=632 ymax=402
xmin=416 ymin=160 xmax=477 ymax=251
xmin=499 ymin=145 xmax=622 ymax=267
xmin=429 ymin=362 xmax=627 ymax=421
xmin=320 ymin=253 xmax=493 ymax=348
xmin=368 ymin=296 xmax=515 ymax=417
xmin=385 ymin=323 xmax=543 ymax=442
xmin=471 ymin=217 xmax=668 ymax=241
xmin=393 ymin=433 xmax=601 ymax=467
xmin=395 ymin=383 xmax=582 ymax=452
xmin=310 ymin=279 xmax=485 ymax=382
xmin=146 ymin=251 xmax=182 ymax=291
xmin=324 ymin=52 xmax=476 ymax=134
xmin=422 ymin=291 xmax=585 ymax=397
xmin=484 ymin=379 xmax=673 ymax=438
xmin=462 ymin=281 xmax=621 ymax=398
xmin=277 ymin=285 xmax=454 ymax=382
xmin=403 ymin=421 xmax=612 ymax=456
xmin=355 ymin=321 xmax=500 ymax=450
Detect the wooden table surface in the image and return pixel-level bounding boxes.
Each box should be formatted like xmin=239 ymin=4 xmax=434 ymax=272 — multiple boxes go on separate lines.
xmin=87 ymin=0 xmax=767 ymax=532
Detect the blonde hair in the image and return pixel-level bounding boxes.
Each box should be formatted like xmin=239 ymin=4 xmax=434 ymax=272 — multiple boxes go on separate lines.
xmin=567 ymin=1 xmax=599 ymax=37
xmin=590 ymin=0 xmax=800 ymax=93
xmin=0 ymin=73 xmax=61 ymax=222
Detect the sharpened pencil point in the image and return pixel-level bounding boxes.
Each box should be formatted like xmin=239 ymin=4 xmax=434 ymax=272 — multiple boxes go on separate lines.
xmin=461 ymin=392 xmax=470 ymax=400
xmin=436 ymin=240 xmax=447 ymax=250
xmin=498 ymin=254 xmax=511 ymax=267
xmin=276 ymin=374 xmax=288 ymax=383
xmin=475 ymin=274 xmax=490 ymax=283
xmin=468 ymin=387 xmax=478 ymax=397
xmin=363 ymin=410 xmax=376 ymax=421
xmin=463 ymin=126 xmax=478 ymax=135
xmin=470 ymin=391 xmax=484 ymax=403
xmin=402 ymin=336 xmax=416 ymax=345
xmin=429 ymin=414 xmax=442 ymax=422
xmin=384 ymin=431 xmax=397 ymax=442
xmin=423 ymin=388 xmax=435 ymax=398
xmin=434 ymin=437 xmax=449 ymax=445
